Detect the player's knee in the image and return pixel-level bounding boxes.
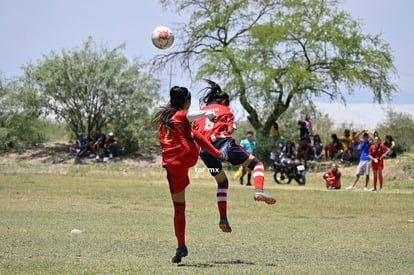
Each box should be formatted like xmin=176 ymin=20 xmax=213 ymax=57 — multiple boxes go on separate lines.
xmin=247 ymin=157 xmax=261 ymax=170
xmin=217 ymin=178 xmax=229 ymax=187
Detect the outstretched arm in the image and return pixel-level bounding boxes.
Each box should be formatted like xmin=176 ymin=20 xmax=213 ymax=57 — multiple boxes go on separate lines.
xmin=186 ymin=110 xmax=216 ymax=123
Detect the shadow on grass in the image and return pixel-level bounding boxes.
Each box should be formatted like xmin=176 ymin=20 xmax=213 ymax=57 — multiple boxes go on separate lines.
xmin=179 ymin=259 xmax=255 ymax=268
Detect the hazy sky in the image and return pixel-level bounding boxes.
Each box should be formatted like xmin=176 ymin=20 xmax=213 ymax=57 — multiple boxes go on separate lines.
xmin=1 ymin=0 xmax=413 ymax=104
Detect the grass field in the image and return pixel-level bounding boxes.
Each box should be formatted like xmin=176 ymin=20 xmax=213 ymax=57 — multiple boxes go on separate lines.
xmin=1 ymin=157 xmax=413 ymax=274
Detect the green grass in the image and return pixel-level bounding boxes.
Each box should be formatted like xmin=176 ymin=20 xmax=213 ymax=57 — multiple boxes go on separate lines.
xmin=1 ymin=161 xmax=413 ymax=274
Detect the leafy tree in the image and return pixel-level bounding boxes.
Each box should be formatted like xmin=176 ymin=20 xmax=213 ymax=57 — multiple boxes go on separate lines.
xmin=0 ymin=75 xmax=45 ymax=151
xmin=23 ymin=37 xmax=160 ymax=150
xmin=155 ymin=0 xmax=397 ymax=135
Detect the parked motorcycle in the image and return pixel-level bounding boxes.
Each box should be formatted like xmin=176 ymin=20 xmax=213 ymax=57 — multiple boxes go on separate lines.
xmin=273 ymin=154 xmax=306 ymax=185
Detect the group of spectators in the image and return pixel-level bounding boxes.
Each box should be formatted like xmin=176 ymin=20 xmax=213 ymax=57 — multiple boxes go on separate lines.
xmin=70 ymin=129 xmax=119 ymax=162
xmin=268 ymin=115 xmax=398 ymax=191
xmin=278 ymin=115 xmax=397 ymax=168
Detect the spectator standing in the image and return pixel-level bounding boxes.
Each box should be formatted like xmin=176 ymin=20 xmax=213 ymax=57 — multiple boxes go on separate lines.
xmin=350 ymin=131 xmax=361 ymax=161
xmin=346 ymin=130 xmax=373 ymax=191
xmin=271 ymin=121 xmax=280 ymax=145
xmin=340 ymin=129 xmax=353 ymax=161
xmin=304 ymin=114 xmax=313 ymax=137
xmin=239 ymin=131 xmax=257 ymax=186
xmin=384 ymin=135 xmax=397 ymax=158
xmin=369 ymin=136 xmax=391 ymax=192
xmin=298 ymin=121 xmax=310 ymax=142
xmin=323 ymin=162 xmax=341 ymax=190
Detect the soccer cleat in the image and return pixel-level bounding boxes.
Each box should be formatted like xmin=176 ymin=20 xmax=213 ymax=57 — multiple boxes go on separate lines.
xmin=254 ymin=192 xmax=276 ymax=204
xmin=219 ymin=217 xmax=232 ymax=233
xmin=379 ymin=188 xmax=383 ymax=192
xmin=370 ymin=188 xmax=377 ymax=192
xmin=364 ymin=187 xmax=368 ymax=191
xmin=346 ymin=185 xmax=355 ymax=191
xmin=171 ymin=245 xmax=188 ymax=264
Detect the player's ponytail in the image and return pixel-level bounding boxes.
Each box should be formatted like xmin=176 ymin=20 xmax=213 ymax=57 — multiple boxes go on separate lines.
xmin=200 ymin=79 xmax=229 ymax=106
xmin=153 ymin=86 xmax=191 ymax=129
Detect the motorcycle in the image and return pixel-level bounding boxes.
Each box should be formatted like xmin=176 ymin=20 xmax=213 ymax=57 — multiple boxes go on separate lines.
xmin=273 ymin=154 xmax=306 ymax=185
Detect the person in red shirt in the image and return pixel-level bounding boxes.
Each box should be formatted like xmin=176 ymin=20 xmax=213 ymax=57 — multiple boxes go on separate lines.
xmin=323 ymin=162 xmax=341 ymax=190
xmin=369 ymin=136 xmax=391 ymax=192
xmin=154 ymin=86 xmax=225 ymax=264
xmin=193 ymin=79 xmax=276 ymax=233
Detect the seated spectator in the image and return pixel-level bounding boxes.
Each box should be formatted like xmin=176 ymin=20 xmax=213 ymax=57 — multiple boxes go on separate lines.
xmin=313 ymin=134 xmax=323 ymax=159
xmin=323 ymin=162 xmax=341 ymax=190
xmin=324 ymin=133 xmax=343 ymax=160
xmin=384 ymin=135 xmax=397 ymax=158
xmin=104 ymin=132 xmax=119 ymax=160
xmin=297 ymin=138 xmax=314 ymax=168
xmin=269 ymin=146 xmax=277 ymax=170
xmin=92 ymin=129 xmax=107 ymax=160
xmin=281 ymin=141 xmax=297 ymax=165
xmin=340 ymin=129 xmax=353 ymax=161
xmin=70 ymin=133 xmax=89 ymax=158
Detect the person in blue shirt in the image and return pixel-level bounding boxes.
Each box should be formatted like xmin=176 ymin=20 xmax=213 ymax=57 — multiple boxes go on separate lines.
xmin=70 ymin=133 xmax=89 ymax=158
xmin=346 ymin=130 xmax=374 ymax=191
xmin=239 ymin=131 xmax=257 ymax=185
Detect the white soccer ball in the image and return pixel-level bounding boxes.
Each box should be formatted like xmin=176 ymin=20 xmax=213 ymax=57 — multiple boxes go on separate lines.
xmin=70 ymin=229 xmax=82 ymax=235
xmin=151 ymin=26 xmax=174 ymax=49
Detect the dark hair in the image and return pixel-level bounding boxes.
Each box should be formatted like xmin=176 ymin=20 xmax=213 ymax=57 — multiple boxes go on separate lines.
xmin=153 ymin=86 xmax=191 ymax=130
xmin=246 ymin=131 xmax=254 ymax=135
xmin=385 ymin=135 xmax=393 ymax=141
xmin=199 ymin=79 xmax=229 ymax=106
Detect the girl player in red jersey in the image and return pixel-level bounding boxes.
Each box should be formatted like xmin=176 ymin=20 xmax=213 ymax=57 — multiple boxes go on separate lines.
xmin=369 ymin=136 xmax=391 ymax=192
xmin=154 ymin=86 xmax=226 ymax=264
xmin=193 ymin=79 xmax=276 ymax=233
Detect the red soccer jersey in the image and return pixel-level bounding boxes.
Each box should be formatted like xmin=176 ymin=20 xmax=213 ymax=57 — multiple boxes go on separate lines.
xmin=193 ymin=104 xmax=236 ymax=142
xmin=158 ymin=110 xmax=196 ymax=166
xmin=369 ymin=144 xmax=388 ymax=160
xmin=369 ymin=143 xmax=388 ymax=170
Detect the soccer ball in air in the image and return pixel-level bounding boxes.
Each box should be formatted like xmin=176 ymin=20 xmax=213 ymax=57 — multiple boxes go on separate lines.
xmin=151 ymin=26 xmax=174 ymax=49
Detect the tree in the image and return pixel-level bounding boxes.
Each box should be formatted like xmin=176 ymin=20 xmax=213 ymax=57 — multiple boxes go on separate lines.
xmin=23 ymin=37 xmax=160 ymax=150
xmin=0 ymin=75 xmax=45 ymax=151
xmin=155 ymin=0 xmax=397 ymax=136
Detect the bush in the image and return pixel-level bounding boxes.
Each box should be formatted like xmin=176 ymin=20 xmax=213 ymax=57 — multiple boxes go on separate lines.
xmin=376 ymin=110 xmax=414 ymax=153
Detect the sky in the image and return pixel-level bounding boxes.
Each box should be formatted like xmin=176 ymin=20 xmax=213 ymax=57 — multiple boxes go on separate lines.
xmin=1 ymin=0 xmax=413 ymax=125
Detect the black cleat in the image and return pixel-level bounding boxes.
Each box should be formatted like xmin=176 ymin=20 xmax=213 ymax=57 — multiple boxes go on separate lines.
xmin=219 ymin=217 xmax=232 ymax=233
xmin=171 ymin=245 xmax=188 ymax=264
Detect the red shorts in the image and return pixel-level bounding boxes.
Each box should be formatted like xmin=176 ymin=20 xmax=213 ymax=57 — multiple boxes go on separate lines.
xmin=371 ymin=160 xmax=384 ymax=171
xmin=165 ymin=148 xmax=198 ymax=194
xmin=326 ymin=178 xmax=341 ymax=189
